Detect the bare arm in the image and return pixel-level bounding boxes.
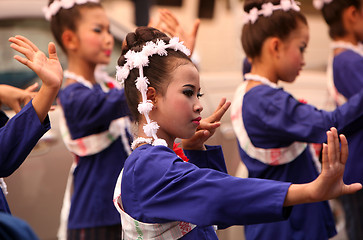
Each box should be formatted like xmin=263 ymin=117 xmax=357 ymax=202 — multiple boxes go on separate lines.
xmin=9 ymin=35 xmax=62 ymax=122
xmin=284 ymin=127 xmax=362 ymax=206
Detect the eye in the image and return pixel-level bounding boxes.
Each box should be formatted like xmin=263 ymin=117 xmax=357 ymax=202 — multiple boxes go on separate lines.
xmin=93 ymin=27 xmax=102 ymax=33
xmin=183 ymin=89 xmax=194 ymax=97
xmin=197 ymin=92 xmax=204 ymax=99
xmin=299 ymin=45 xmax=306 ymax=54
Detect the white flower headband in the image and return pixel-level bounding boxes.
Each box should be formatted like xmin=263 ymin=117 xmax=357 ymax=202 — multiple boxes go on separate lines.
xmin=313 ymin=0 xmax=333 ymax=10
xmin=116 ymin=37 xmax=190 ymax=148
xmin=43 ymin=0 xmax=99 ymax=21
xmin=243 ymin=0 xmax=301 ymax=24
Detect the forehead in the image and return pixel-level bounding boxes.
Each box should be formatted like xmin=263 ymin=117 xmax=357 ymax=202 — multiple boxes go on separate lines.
xmin=285 ymin=21 xmax=309 ymax=43
xmin=78 ymin=7 xmax=108 ymax=24
xmin=168 ymin=62 xmax=200 ymax=88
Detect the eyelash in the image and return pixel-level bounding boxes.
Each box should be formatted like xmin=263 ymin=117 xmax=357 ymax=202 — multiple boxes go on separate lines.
xmin=299 ymin=46 xmax=306 ymax=53
xmin=183 ymin=89 xmax=204 ymax=98
xmin=93 ymin=28 xmax=102 ymax=33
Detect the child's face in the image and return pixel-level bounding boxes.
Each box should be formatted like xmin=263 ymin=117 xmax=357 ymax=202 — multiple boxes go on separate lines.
xmin=276 ymin=22 xmax=309 ymax=83
xmin=353 ymin=5 xmax=363 ymax=41
xmin=74 ymin=7 xmax=114 ymax=65
xmin=152 ymin=61 xmax=203 ymax=142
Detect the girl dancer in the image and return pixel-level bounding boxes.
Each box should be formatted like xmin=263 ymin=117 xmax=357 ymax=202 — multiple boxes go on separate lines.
xmin=1 ymin=35 xmax=62 ymax=213
xmin=231 ymin=0 xmax=363 ymax=239
xmin=43 ymin=0 xmax=131 ymax=239
xmin=112 ymin=26 xmax=361 ymax=240
xmin=317 ymin=0 xmax=363 ymax=238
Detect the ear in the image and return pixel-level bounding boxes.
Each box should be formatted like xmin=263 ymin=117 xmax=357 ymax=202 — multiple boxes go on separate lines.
xmin=62 ymin=29 xmax=78 ymax=51
xmin=344 ymin=6 xmax=360 ymax=25
xmin=146 ymin=87 xmax=157 ymax=104
xmin=268 ymin=37 xmax=282 ymax=59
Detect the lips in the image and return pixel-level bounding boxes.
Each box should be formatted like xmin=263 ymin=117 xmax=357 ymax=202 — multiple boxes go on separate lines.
xmin=192 ymin=117 xmax=201 ymax=125
xmin=104 ymin=49 xmax=112 ymax=56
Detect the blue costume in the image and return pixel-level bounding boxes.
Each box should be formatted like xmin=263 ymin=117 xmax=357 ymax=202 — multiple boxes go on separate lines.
xmin=58 ymin=83 xmax=131 ymax=230
xmin=120 ymin=144 xmax=292 ymax=239
xmin=0 ymin=212 xmax=39 ymax=240
xmin=333 ymin=49 xmax=363 ymax=184
xmin=0 ymin=101 xmax=50 ymax=213
xmin=333 ymin=48 xmax=363 ymax=240
xmin=233 ymin=83 xmax=363 ymax=240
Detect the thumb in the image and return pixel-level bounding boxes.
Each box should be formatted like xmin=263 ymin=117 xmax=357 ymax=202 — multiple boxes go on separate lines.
xmin=25 ymin=82 xmax=39 ymax=92
xmin=48 ymin=42 xmax=58 ymax=60
xmin=191 ymin=19 xmax=200 ymax=38
xmin=343 ymin=183 xmax=363 ymax=195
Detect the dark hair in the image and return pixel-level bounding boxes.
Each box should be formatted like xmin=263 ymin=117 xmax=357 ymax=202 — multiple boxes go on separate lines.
xmin=320 ymin=0 xmax=362 ymax=38
xmin=117 ymin=27 xmax=192 ymax=122
xmin=241 ymin=0 xmax=308 ymax=59
xmin=48 ymin=0 xmax=102 ymax=53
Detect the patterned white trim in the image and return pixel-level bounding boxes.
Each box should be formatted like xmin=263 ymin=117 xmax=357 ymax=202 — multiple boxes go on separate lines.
xmin=230 ymin=81 xmax=307 ymax=165
xmin=113 ymin=169 xmax=196 ymax=239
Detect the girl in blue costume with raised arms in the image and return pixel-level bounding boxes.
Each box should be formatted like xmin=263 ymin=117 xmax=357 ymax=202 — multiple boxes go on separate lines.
xmin=43 ymin=0 xmax=132 ymax=239
xmin=316 ymin=0 xmax=363 ymax=239
xmin=0 ymin=35 xmax=63 ymax=240
xmin=1 ymin=35 xmax=62 ymax=214
xmin=112 ymin=26 xmax=361 ymax=240
xmin=230 ymin=0 xmax=363 ymax=239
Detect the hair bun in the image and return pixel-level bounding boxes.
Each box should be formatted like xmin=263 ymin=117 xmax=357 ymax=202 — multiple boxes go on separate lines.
xmin=119 ymin=27 xmax=170 ymax=66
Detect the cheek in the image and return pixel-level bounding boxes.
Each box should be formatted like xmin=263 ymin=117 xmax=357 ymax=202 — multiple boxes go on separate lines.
xmin=82 ymin=35 xmax=102 ymax=48
xmin=169 ymin=97 xmax=190 ymax=115
xmin=289 ymin=51 xmax=303 ymax=65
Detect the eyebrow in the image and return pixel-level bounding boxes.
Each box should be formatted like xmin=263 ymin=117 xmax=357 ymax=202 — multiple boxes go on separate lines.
xmin=183 ymin=84 xmax=195 ymax=88
xmin=183 ymin=84 xmax=201 ymax=92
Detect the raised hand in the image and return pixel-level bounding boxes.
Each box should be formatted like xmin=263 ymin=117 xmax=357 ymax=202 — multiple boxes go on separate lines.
xmin=9 ymin=35 xmax=63 ymax=122
xmin=182 ymin=98 xmax=231 ymax=150
xmin=149 ymin=9 xmax=200 ymax=55
xmin=310 ymin=127 xmax=362 ymax=201
xmin=284 ymin=127 xmax=362 ymax=206
xmin=9 ymin=35 xmax=62 ymax=90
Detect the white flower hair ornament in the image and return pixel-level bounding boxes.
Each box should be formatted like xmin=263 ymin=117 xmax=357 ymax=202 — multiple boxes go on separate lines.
xmin=313 ymin=0 xmax=333 ymax=10
xmin=43 ymin=0 xmax=99 ymax=21
xmin=116 ymin=37 xmax=190 ymax=149
xmin=243 ymin=0 xmax=301 ymax=25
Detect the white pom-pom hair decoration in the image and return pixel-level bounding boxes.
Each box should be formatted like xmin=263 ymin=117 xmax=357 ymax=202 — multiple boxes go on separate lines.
xmin=116 ymin=37 xmax=191 ymax=148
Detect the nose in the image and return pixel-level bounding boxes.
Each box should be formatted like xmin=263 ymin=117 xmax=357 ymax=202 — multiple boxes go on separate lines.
xmin=301 ymin=56 xmax=306 ymax=67
xmin=195 ymin=99 xmax=203 ymax=113
xmin=105 ymin=31 xmax=114 ymax=47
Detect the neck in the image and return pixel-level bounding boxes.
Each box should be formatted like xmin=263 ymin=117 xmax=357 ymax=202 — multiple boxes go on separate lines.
xmin=136 ymin=120 xmax=174 ymax=149
xmin=249 ymin=64 xmax=278 ymax=84
xmin=334 ymin=35 xmax=359 ymax=46
xmin=67 ymin=56 xmax=97 ymax=84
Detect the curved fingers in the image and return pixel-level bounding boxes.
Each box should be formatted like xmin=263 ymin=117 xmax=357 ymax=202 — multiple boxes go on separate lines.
xmin=14 ymin=35 xmax=39 ymax=52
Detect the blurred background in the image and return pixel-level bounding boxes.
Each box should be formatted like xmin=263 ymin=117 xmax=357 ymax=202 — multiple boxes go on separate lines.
xmin=0 ymin=0 xmax=342 ymax=239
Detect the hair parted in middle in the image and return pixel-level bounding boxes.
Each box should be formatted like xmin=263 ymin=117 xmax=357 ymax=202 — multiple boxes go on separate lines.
xmin=241 ymin=0 xmax=307 ymax=59
xmin=117 ymin=27 xmax=193 ymax=122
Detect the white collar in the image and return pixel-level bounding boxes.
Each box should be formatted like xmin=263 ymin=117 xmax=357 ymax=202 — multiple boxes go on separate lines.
xmin=244 ymin=73 xmax=279 ymax=89
xmin=331 ymin=41 xmax=363 ymax=57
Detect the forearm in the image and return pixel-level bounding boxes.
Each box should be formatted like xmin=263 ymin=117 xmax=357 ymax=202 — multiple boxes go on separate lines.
xmin=32 ymin=85 xmax=59 ymax=123
xmin=283 ymin=183 xmax=313 ymax=207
